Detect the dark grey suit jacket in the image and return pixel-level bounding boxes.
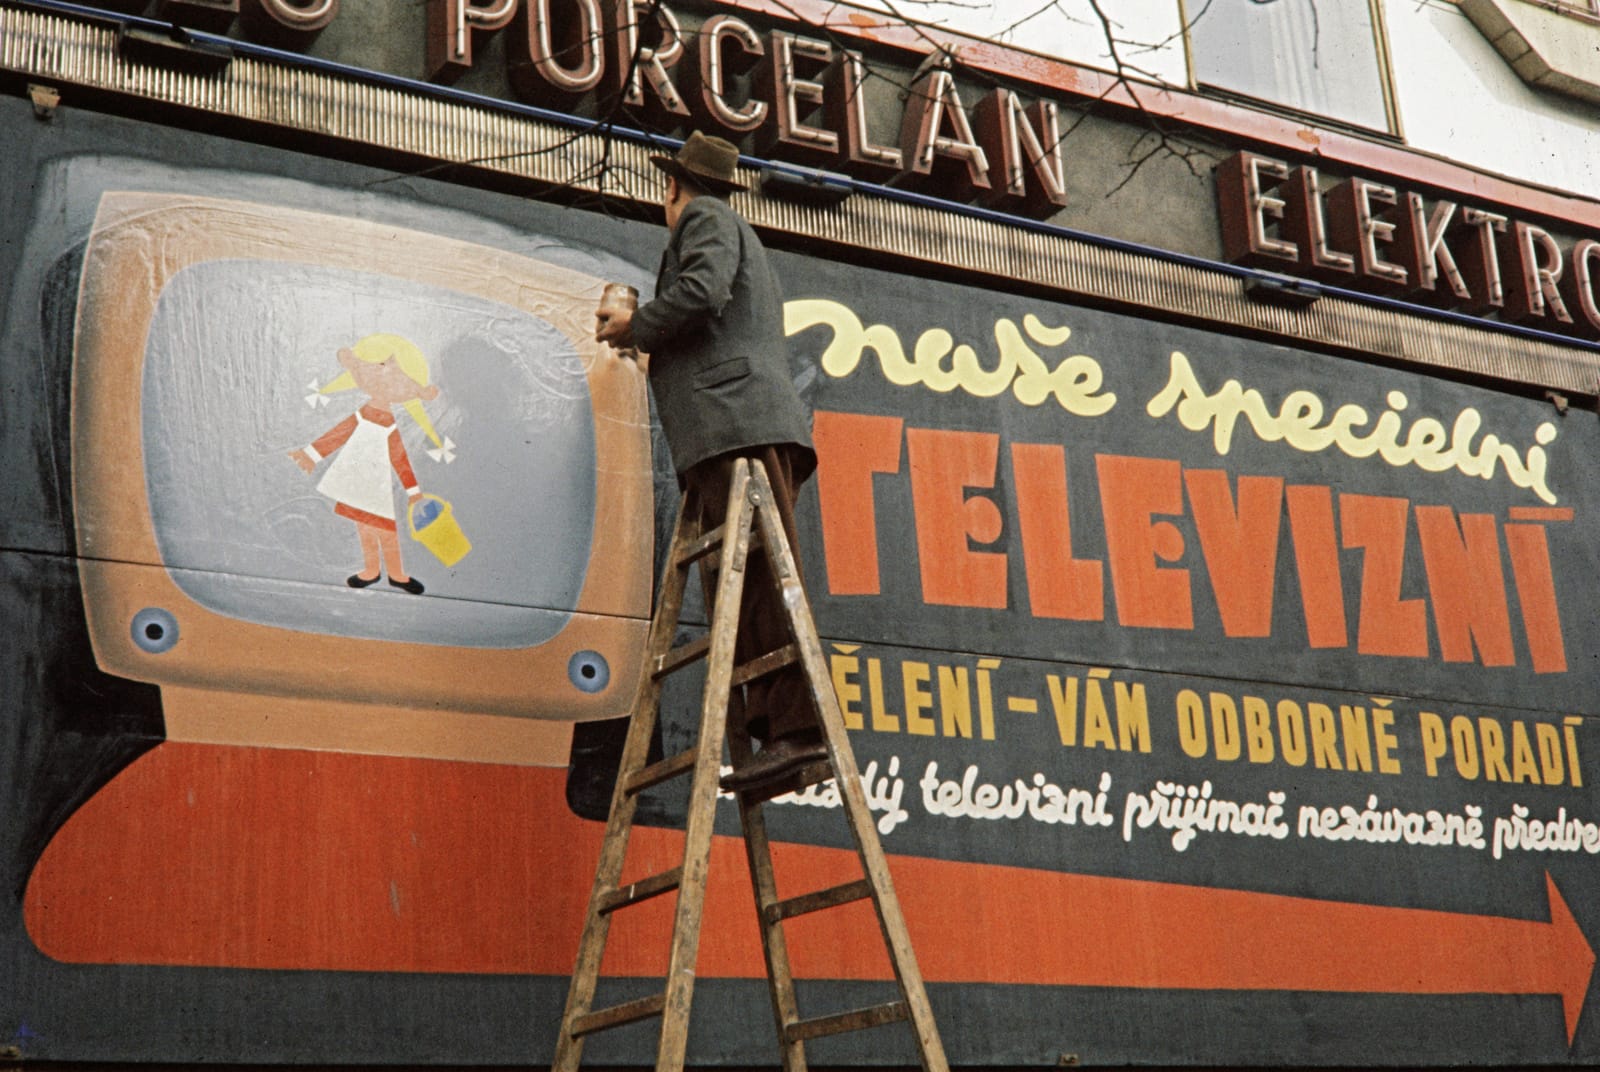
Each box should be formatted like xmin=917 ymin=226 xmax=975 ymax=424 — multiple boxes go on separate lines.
xmin=631 ymin=196 xmax=814 ymax=477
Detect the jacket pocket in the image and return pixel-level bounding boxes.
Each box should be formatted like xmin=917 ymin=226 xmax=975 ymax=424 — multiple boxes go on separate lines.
xmin=693 ymin=356 xmax=751 ymax=389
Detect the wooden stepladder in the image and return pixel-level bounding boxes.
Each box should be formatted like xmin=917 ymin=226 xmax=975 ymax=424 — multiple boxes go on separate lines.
xmin=553 ymin=458 xmax=948 ymax=1072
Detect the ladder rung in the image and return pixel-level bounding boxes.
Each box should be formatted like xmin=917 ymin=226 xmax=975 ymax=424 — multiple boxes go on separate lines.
xmin=730 ymin=642 xmax=799 ymax=688
xmin=623 ymin=746 xmax=699 ymax=795
xmin=736 ymin=758 xmax=836 ymax=804
xmin=569 ymin=992 xmax=667 ymax=1038
xmin=654 ymin=635 xmax=710 ymax=679
xmin=675 ymin=524 xmax=725 ymax=567
xmin=784 ymin=1000 xmax=909 ymax=1043
xmin=596 ymin=867 xmax=683 ymax=914
xmin=765 ymin=878 xmax=873 ymax=924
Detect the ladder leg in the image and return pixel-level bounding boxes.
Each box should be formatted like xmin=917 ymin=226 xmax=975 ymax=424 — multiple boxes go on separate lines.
xmin=723 ymin=471 xmax=808 ymax=1071
xmin=655 ymin=460 xmax=757 ymax=1072
xmin=554 ymin=498 xmax=700 ymax=1072
xmin=745 ymin=462 xmax=951 ymax=1072
xmin=736 ymin=783 xmax=810 ymax=1072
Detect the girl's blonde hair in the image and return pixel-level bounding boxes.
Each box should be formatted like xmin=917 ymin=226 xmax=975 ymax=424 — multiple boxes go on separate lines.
xmin=321 ymin=333 xmax=442 ymax=447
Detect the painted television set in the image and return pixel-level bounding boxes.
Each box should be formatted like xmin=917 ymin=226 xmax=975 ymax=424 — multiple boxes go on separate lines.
xmin=70 ymin=192 xmax=655 ymax=765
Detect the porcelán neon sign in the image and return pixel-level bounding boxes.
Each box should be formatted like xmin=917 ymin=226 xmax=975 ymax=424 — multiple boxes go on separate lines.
xmin=427 ymin=0 xmax=1068 ymax=215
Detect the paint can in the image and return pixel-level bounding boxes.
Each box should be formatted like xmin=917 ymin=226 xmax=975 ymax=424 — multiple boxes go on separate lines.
xmin=597 ymin=283 xmax=639 ymax=360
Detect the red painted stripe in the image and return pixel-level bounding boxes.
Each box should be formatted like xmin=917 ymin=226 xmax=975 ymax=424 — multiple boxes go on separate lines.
xmin=22 ymin=742 xmax=1593 ymax=1042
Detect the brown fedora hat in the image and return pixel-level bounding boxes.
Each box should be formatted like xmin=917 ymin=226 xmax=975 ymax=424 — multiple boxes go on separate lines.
xmin=649 ymin=130 xmax=748 ymax=193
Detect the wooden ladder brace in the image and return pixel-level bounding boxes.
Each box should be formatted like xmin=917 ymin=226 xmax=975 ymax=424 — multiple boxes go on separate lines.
xmin=553 ymin=457 xmax=949 ymax=1072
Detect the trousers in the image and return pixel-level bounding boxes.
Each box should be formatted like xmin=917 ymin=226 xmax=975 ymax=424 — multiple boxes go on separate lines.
xmin=680 ymin=443 xmax=818 ymax=745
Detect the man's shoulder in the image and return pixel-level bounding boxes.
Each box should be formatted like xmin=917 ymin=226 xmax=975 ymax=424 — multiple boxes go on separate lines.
xmin=681 ymin=195 xmax=745 ymax=232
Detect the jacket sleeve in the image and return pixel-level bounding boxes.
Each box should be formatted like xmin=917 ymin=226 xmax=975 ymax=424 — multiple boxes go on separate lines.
xmin=632 ymin=200 xmax=740 ymax=356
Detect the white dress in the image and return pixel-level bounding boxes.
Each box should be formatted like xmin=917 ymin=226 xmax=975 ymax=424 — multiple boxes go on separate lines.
xmin=315 ymin=411 xmax=399 ymax=522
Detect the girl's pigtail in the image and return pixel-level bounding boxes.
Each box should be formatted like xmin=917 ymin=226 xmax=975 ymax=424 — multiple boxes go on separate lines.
xmin=403 ymin=398 xmax=443 ymax=448
xmin=320 ymin=370 xmax=357 ymax=394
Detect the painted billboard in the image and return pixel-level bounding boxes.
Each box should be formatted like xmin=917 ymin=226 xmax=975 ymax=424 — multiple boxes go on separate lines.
xmin=1 ymin=98 xmax=1596 ymax=1066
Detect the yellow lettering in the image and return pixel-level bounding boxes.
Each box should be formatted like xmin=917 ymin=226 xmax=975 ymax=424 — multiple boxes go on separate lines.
xmin=830 ymin=646 xmax=863 ymax=731
xmin=1177 ymin=690 xmax=1207 ymax=759
xmin=1210 ymin=692 xmax=1242 ymax=761
xmin=1309 ymin=703 xmax=1342 ymax=770
xmin=1372 ymin=703 xmax=1401 ymax=775
xmin=975 ymin=658 xmax=1000 ymax=740
xmin=1479 ymin=717 xmax=1510 ymax=782
xmin=1144 ymin=351 xmax=1558 ymax=503
xmin=1451 ymin=715 xmax=1480 ymax=779
xmin=1083 ymin=668 xmax=1115 ymax=749
xmin=939 ymin=665 xmax=973 ymax=738
xmin=1115 ymin=681 xmax=1152 ymax=753
xmin=1277 ymin=700 xmax=1308 ymax=767
xmin=1243 ymin=696 xmax=1274 ymax=763
xmin=1536 ymin=722 xmax=1565 ymax=785
xmin=904 ymin=661 xmax=935 ymax=736
xmin=1340 ymin=705 xmax=1372 ymax=772
xmin=1419 ymin=711 xmax=1446 ymax=777
xmin=787 ymin=297 xmax=1115 ymax=416
xmin=867 ymin=658 xmax=899 ymax=732
xmin=1047 ymin=674 xmax=1077 ymax=746
xmin=1510 ymin=720 xmax=1540 ymax=784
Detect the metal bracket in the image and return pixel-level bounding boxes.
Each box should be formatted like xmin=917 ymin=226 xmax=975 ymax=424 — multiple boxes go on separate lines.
xmin=1243 ymin=272 xmax=1322 ymax=308
xmin=117 ymin=23 xmax=233 ymax=75
xmin=760 ymin=167 xmax=854 ymax=207
xmin=28 ymin=83 xmax=60 ymax=121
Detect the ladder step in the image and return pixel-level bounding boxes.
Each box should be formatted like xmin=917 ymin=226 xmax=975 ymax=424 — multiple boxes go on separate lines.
xmin=654 ymin=635 xmax=710 ymax=679
xmin=674 ymin=524 xmax=725 ymax=568
xmin=765 ymin=878 xmax=873 ymax=924
xmin=623 ymin=747 xmax=699 ymax=795
xmin=784 ymin=1000 xmax=910 ymax=1043
xmin=730 ymin=642 xmax=799 ymax=688
xmin=596 ymin=867 xmax=683 ymax=914
xmin=569 ymin=992 xmax=667 ymax=1038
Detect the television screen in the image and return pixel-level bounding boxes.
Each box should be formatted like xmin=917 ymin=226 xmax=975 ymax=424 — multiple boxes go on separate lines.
xmin=142 ymin=257 xmax=594 ymax=648
xmin=71 ymin=191 xmax=656 ymax=759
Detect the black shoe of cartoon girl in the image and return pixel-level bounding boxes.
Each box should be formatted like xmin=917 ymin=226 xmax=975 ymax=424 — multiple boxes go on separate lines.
xmin=347 ymin=573 xmax=380 ymax=589
xmin=388 ymin=576 xmax=425 ymax=595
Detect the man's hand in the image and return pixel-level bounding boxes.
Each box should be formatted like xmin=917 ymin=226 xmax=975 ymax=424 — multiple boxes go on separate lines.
xmin=596 ymin=307 xmax=636 ymax=350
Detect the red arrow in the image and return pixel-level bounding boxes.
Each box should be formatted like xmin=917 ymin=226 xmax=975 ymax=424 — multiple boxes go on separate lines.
xmin=639 ymin=831 xmax=1595 ymax=1045
xmin=27 ymin=750 xmax=1597 ymax=1045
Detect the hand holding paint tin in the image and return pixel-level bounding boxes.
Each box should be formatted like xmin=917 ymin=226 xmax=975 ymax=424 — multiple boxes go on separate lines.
xmin=595 ymin=282 xmax=639 ymax=360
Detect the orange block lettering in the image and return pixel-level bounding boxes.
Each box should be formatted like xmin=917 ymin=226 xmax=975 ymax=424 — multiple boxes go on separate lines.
xmin=1341 ymin=493 xmax=1428 ymax=659
xmin=813 ymin=410 xmax=903 ymax=596
xmin=1185 ymin=469 xmax=1283 ymax=637
xmin=1414 ymin=506 xmax=1514 ymax=666
xmin=1097 ymin=453 xmax=1192 ymax=630
xmin=1011 ymin=442 xmax=1103 ymax=620
xmin=907 ymin=427 xmax=1008 ymax=608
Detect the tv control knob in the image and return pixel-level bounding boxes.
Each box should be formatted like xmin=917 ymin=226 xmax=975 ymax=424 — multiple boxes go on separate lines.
xmin=130 ymin=607 xmax=180 ymax=654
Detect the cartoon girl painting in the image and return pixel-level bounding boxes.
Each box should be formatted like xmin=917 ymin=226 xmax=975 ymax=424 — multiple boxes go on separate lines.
xmin=289 ymin=333 xmax=443 ymax=595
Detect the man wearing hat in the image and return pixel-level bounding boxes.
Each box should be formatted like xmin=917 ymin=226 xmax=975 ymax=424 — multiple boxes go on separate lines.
xmin=596 ymin=131 xmax=821 ymax=790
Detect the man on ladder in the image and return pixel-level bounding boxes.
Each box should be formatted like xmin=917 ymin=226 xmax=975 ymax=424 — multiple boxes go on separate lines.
xmin=574 ymin=130 xmax=948 ymax=1072
xmin=596 ymin=130 xmax=824 ymax=791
